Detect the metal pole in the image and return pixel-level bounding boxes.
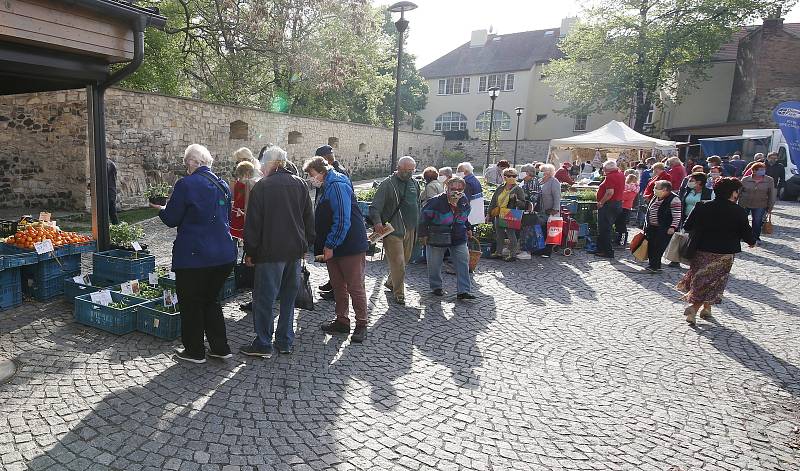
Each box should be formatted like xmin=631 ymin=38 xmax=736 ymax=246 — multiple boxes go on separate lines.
xmin=88 ymin=84 xmax=111 ymax=251
xmin=513 ymin=113 xmax=521 ymax=167
xmin=391 ymin=12 xmax=408 ymax=171
xmin=485 ymin=97 xmax=496 ymax=170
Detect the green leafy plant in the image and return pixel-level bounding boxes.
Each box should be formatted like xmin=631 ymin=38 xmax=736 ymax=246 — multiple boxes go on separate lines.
xmin=137 ymin=283 xmax=163 ymax=300
xmin=144 ymin=183 xmax=171 ymax=199
xmin=107 ymin=302 xmax=129 ymax=309
xmin=154 ymin=304 xmax=180 ymax=313
xmin=355 ymin=188 xmax=377 ymax=202
xmin=473 ymin=223 xmax=495 ymax=242
xmin=110 ymin=222 xmax=145 ymax=249
xmin=576 ymin=190 xmax=597 ymax=202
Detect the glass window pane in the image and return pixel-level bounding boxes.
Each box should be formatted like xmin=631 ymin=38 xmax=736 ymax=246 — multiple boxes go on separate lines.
xmin=479 ymin=76 xmax=487 ymax=92
xmin=438 ymin=80 xmax=445 ymax=94
xmin=463 ymin=78 xmax=470 ymax=93
xmin=506 ymin=74 xmax=515 ymax=90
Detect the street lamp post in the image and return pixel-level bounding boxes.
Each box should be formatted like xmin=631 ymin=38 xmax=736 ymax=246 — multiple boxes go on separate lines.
xmin=485 ymin=86 xmax=501 ymax=170
xmin=388 ymin=1 xmax=418 ymax=171
xmin=513 ymin=107 xmax=524 ymax=167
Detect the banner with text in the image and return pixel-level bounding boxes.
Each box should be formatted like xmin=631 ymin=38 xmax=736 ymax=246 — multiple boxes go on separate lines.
xmin=773 ymin=101 xmax=800 ymax=169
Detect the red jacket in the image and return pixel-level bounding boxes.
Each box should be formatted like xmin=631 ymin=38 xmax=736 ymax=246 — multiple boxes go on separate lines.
xmin=668 ymin=165 xmax=686 ymax=191
xmin=643 ymin=171 xmax=670 ymax=199
xmin=555 ymin=167 xmax=574 ymax=185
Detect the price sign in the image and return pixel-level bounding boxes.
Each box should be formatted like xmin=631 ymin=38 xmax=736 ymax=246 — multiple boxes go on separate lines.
xmin=148 ymin=273 xmax=158 ymax=286
xmin=130 ymin=279 xmax=140 ymax=294
xmin=162 ymin=289 xmax=176 ymax=307
xmin=34 ymin=239 xmax=54 ymax=254
xmin=168 ymin=271 xmax=176 ymax=280
xmin=73 ymin=274 xmax=89 ymax=285
xmin=38 ymin=211 xmax=51 ymax=222
xmin=131 ymin=241 xmax=142 ymax=252
xmin=120 ymin=281 xmax=134 ymax=295
xmin=90 ymin=290 xmax=113 ymax=306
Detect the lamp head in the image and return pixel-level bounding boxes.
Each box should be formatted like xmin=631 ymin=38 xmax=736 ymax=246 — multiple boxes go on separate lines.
xmin=388 ymin=1 xmax=418 ymax=13
xmin=515 ymin=107 xmax=524 ymax=116
xmin=488 ymin=86 xmax=500 ymax=99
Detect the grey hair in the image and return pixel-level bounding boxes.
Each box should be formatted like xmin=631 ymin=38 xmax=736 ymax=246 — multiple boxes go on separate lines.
xmin=445 ymin=176 xmax=466 ymax=188
xmin=540 ymin=164 xmax=556 ymax=175
xmin=398 ymin=156 xmax=416 ymax=168
xmin=457 ymin=162 xmax=474 ymax=174
xmin=654 ymin=180 xmax=672 ymax=191
xmin=602 ymin=159 xmax=618 ymax=171
xmin=666 ymin=156 xmax=682 ymax=167
xmin=438 ymin=166 xmax=453 ymax=178
xmin=261 ymin=145 xmax=288 ymax=168
xmin=520 ymin=164 xmax=536 ymax=176
xmin=184 ymin=144 xmax=214 ymax=168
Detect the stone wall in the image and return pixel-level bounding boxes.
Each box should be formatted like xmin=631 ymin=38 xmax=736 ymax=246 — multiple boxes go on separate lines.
xmin=442 ymin=139 xmax=551 ymax=169
xmin=0 ymin=88 xmax=445 ymax=210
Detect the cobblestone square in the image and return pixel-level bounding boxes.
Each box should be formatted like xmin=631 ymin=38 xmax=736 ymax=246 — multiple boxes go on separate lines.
xmin=1 ymin=203 xmax=799 ymax=470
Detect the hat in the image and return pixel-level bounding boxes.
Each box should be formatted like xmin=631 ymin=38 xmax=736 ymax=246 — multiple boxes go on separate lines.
xmin=315 ymin=145 xmax=333 ymax=157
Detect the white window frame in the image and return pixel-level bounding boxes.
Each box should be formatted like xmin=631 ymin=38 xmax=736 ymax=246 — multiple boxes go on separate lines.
xmin=475 ymin=110 xmax=512 ymax=132
xmin=478 ymin=73 xmax=515 ymax=92
xmin=436 ymin=77 xmax=471 ymax=95
xmin=434 ymin=112 xmax=469 ymax=132
xmin=644 ymin=104 xmax=655 ymax=125
xmin=574 ymin=114 xmax=588 ymax=132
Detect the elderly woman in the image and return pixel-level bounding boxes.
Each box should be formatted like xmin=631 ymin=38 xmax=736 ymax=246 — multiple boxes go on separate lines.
xmin=643 ymin=180 xmax=681 ymax=272
xmin=537 ymin=164 xmax=561 ymax=256
xmin=456 ymin=162 xmax=482 ymax=200
xmin=230 ymin=161 xmax=258 ymax=241
xmin=420 ymin=166 xmax=444 ymax=207
xmin=418 ymin=176 xmax=476 ymax=300
xmin=677 ymin=178 xmax=756 ymax=324
xmin=643 ymin=162 xmax=670 ymax=200
xmin=151 ymin=144 xmax=237 ymax=363
xmin=304 ymin=157 xmax=369 ymax=343
xmin=488 ymin=167 xmax=527 ymax=261
xmin=233 ymin=146 xmax=261 ymax=175
xmin=519 ymin=164 xmax=541 ymax=212
xmin=438 ymin=166 xmax=453 ymax=183
xmin=739 ymin=161 xmax=776 ymax=244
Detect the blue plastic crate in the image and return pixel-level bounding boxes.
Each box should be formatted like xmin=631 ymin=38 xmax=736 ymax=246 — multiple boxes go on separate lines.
xmin=69 ymin=240 xmax=97 ymax=255
xmin=25 ymin=254 xmax=81 ymax=280
xmin=0 ymin=267 xmax=22 ymax=311
xmin=578 ymin=223 xmax=590 ymax=237
xmin=24 ymin=269 xmax=80 ymax=301
xmin=63 ymin=274 xmax=115 ymax=302
xmin=0 ymin=245 xmax=39 ymax=268
xmin=136 ymin=301 xmax=181 ymax=340
xmin=93 ymin=250 xmax=156 ymax=284
xmin=74 ymin=291 xmax=148 ymax=335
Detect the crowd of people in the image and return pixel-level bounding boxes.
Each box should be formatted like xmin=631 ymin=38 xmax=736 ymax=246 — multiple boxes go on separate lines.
xmin=148 ymin=142 xmax=785 ymax=362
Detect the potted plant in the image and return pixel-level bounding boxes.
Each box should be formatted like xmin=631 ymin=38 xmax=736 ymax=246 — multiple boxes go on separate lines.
xmin=109 ymin=222 xmax=146 ymax=251
xmin=144 ymin=183 xmax=171 ymax=206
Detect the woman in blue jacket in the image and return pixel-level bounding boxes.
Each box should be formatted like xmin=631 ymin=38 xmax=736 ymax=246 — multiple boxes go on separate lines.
xmin=151 ymin=144 xmax=237 ymax=363
xmin=304 ymin=157 xmax=369 ymax=343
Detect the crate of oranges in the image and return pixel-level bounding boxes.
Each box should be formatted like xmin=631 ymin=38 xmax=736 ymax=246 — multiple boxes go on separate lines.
xmin=3 ymin=221 xmax=93 ymax=259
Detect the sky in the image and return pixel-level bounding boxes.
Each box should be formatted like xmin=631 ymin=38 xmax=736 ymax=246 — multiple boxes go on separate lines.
xmin=377 ymin=0 xmax=800 ymax=68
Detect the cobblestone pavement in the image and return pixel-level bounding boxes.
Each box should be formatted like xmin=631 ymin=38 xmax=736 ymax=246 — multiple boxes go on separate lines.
xmin=1 ymin=202 xmax=800 ymax=471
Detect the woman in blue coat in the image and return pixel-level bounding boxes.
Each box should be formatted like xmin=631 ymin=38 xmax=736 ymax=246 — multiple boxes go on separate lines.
xmin=151 ymin=144 xmax=237 ymax=363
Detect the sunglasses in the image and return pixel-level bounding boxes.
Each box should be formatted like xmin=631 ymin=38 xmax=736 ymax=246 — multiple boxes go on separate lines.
xmin=506 ymin=174 xmax=518 ymax=178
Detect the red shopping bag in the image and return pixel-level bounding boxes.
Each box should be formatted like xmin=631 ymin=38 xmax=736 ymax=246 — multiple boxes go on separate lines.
xmin=546 ymin=216 xmax=563 ymax=245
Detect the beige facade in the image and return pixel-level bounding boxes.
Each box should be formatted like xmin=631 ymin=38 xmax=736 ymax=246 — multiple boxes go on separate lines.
xmin=656 ymin=62 xmax=736 ymax=133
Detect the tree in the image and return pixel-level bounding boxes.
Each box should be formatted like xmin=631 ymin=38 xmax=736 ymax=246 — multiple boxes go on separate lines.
xmin=543 ymin=0 xmax=798 ymax=132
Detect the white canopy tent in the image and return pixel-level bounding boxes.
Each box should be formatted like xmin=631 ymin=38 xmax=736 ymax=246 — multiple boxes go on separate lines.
xmin=549 ymin=120 xmax=684 ymax=151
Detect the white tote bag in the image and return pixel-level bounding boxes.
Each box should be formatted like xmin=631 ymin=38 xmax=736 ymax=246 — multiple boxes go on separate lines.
xmin=468 ymin=197 xmax=485 ymax=225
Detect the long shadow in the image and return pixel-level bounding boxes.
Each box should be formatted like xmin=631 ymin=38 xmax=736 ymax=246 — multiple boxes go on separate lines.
xmin=485 ymin=255 xmax=598 ymax=305
xmin=736 ymin=250 xmax=800 ymax=275
xmin=723 ymin=275 xmax=799 ymax=315
xmin=698 ymin=322 xmax=800 ymax=397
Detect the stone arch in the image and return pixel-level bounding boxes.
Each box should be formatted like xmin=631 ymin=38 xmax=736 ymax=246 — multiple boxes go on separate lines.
xmin=288 ymin=131 xmax=303 ymax=144
xmin=229 ymin=120 xmax=248 ymax=140
xmin=328 ymin=137 xmax=339 ymax=148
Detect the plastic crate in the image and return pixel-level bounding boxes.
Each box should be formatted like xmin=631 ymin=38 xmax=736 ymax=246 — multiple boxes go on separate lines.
xmin=63 ymin=274 xmax=115 ymax=302
xmin=25 ymin=254 xmax=81 ymax=280
xmin=0 ymin=267 xmax=22 ymax=311
xmin=74 ymin=291 xmax=148 ymax=335
xmin=24 ymin=269 xmax=81 ymax=301
xmin=136 ymin=302 xmax=181 ymax=340
xmin=69 ymin=240 xmax=97 ymax=254
xmin=0 ymin=244 xmax=39 ymax=268
xmin=93 ymin=250 xmax=156 ymax=284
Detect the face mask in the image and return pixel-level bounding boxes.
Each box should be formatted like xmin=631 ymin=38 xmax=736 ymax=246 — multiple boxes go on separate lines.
xmin=755 ymin=170 xmax=766 ymax=177
xmin=307 ymin=177 xmax=323 ymax=188
xmin=688 ymin=180 xmax=696 ymax=186
xmin=537 ymin=172 xmax=544 ymax=178
xmin=448 ymin=190 xmax=464 ymax=200
xmin=455 ymin=172 xmax=465 ymax=178
xmin=710 ymin=173 xmax=720 ymax=179
xmin=438 ymin=175 xmax=447 ymax=183
xmin=397 ymin=170 xmax=413 ymax=181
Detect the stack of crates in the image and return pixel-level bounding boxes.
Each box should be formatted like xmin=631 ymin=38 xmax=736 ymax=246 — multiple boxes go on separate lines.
xmin=22 ymin=251 xmax=81 ymax=301
xmin=0 ymin=264 xmax=23 ymax=312
xmin=93 ymin=250 xmax=156 ymax=284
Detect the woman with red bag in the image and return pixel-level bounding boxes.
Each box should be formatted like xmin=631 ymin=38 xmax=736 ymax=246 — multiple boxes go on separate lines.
xmin=487 ymin=168 xmax=527 ymax=261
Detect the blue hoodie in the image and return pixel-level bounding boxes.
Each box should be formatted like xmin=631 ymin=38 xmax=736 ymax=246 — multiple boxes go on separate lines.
xmin=158 ymin=166 xmax=237 ymax=269
xmin=313 ymin=170 xmax=368 ymax=257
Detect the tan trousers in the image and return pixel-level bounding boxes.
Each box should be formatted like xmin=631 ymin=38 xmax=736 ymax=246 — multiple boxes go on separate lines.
xmin=383 ymin=227 xmax=416 ymax=298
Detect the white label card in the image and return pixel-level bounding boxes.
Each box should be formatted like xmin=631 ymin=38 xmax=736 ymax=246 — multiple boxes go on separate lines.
xmin=153 ymin=318 xmax=160 ymax=328
xmin=34 ymin=239 xmax=54 ymax=254
xmin=163 ymin=289 xmax=176 ymax=307
xmin=168 ymin=271 xmax=176 ymax=280
xmin=72 ymin=275 xmax=87 ymax=285
xmin=131 ymin=242 xmax=142 ymax=251
xmin=120 ymin=281 xmax=134 ymax=295
xmin=38 ymin=211 xmax=51 ymax=222
xmin=148 ymin=273 xmax=158 ymax=286
xmin=90 ymin=290 xmax=113 ymax=306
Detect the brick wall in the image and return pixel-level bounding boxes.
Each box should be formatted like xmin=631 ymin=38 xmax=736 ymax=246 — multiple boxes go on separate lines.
xmin=0 ymin=88 xmax=445 ymax=210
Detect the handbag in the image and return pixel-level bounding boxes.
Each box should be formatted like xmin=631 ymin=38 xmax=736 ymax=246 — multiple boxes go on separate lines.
xmin=632 ymin=238 xmax=649 ymax=262
xmin=427 ymin=224 xmax=453 ymax=247
xmin=498 ymin=208 xmax=523 ymax=230
xmin=234 ymin=253 xmax=254 ymax=290
xmin=664 ymin=231 xmax=689 ymax=264
xmin=763 ymin=213 xmax=774 ymax=234
xmin=295 ymin=261 xmax=314 ymax=311
xmin=629 ymin=232 xmax=646 ymax=254
xmin=679 ymin=230 xmax=699 ymax=261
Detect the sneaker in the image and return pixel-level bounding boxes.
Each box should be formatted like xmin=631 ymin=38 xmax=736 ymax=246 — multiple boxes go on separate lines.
xmin=319 ymin=281 xmax=332 ymax=292
xmin=644 ymin=266 xmax=661 ymax=273
xmin=277 ymin=345 xmax=293 ymax=355
xmin=321 ymin=320 xmax=350 ymax=334
xmin=383 ymin=281 xmax=393 ymax=291
xmin=431 ymin=288 xmax=445 ymax=296
xmin=351 ymin=325 xmax=367 ymax=343
xmin=457 ymin=293 xmax=477 ymax=300
xmin=174 ymin=349 xmax=206 ymax=364
xmin=668 ymin=261 xmax=681 ymax=268
xmin=320 ymin=290 xmax=335 ymax=301
xmin=239 ymin=345 xmax=272 ymax=358
xmin=207 ymin=350 xmax=233 ymax=360
xmin=239 ymin=301 xmax=252 ymax=312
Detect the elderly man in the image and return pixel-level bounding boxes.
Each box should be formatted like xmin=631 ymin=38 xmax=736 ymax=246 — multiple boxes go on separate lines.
xmin=369 ymin=156 xmax=420 ymax=305
xmin=241 ymin=146 xmax=315 ymax=357
xmin=594 ymin=160 xmax=625 ymax=258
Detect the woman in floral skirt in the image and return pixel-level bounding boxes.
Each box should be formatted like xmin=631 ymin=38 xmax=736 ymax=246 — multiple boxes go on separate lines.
xmin=677 ymin=178 xmax=756 ymax=325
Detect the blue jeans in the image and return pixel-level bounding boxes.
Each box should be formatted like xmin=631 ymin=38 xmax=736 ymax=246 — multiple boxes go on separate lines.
xmin=426 ymin=243 xmax=471 ymax=294
xmin=252 ymin=259 xmax=300 ymax=351
xmin=747 ymin=207 xmax=768 ymax=240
